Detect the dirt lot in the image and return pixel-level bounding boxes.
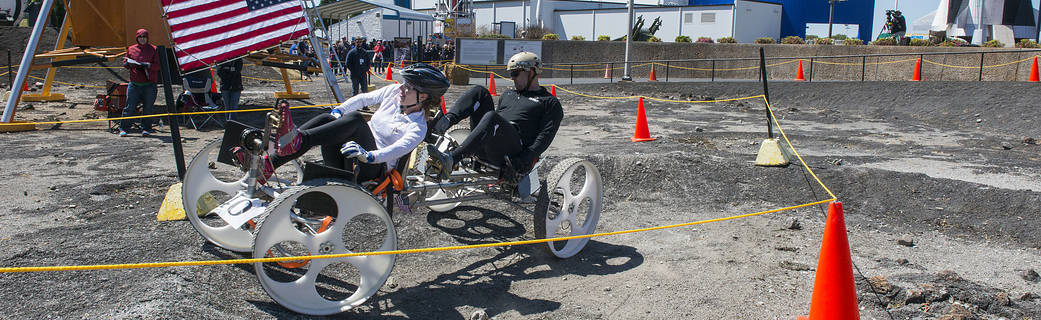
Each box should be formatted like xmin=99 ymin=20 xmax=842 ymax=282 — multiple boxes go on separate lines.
xmin=2 ymin=27 xmax=1041 ymax=320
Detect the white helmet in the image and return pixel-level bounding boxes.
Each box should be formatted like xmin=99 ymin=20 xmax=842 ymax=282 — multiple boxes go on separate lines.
xmin=507 ymin=51 xmax=541 ymax=75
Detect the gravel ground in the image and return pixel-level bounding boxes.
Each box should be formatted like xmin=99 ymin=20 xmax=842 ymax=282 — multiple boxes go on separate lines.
xmin=2 ymin=27 xmax=1040 ymax=320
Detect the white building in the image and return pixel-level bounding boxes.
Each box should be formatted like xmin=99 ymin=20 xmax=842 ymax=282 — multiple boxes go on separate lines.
xmin=411 ymin=0 xmax=781 ymax=42
xmin=319 ymin=0 xmax=437 ymax=42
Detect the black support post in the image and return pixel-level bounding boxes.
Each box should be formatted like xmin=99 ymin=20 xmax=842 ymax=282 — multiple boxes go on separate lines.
xmin=759 ymin=48 xmax=773 ymax=139
xmin=157 ymin=46 xmax=186 ymax=180
xmin=979 ymin=53 xmax=985 ymax=81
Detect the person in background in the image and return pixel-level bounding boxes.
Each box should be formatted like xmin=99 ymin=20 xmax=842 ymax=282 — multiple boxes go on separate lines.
xmin=346 ymin=38 xmax=372 ymax=96
xmin=217 ymin=58 xmax=243 ymax=120
xmin=119 ymin=28 xmax=161 ymax=137
xmin=372 ymin=40 xmax=385 ymax=74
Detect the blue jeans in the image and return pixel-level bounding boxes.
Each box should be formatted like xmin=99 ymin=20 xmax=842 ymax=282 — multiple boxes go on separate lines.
xmin=221 ymin=90 xmax=241 ymax=119
xmin=120 ymin=83 xmax=157 ymax=132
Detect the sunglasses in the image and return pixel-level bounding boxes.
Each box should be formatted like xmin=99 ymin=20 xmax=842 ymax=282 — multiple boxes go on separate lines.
xmin=510 ymin=70 xmax=525 ymax=78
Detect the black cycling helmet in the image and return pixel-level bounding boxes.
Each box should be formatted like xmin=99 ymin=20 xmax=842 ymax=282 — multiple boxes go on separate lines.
xmin=399 ymin=63 xmax=450 ymax=97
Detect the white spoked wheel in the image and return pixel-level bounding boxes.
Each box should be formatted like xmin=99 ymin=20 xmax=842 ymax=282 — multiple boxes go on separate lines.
xmin=182 ymin=139 xmax=303 ymax=252
xmin=252 ymin=181 xmax=397 ymax=316
xmin=424 ymin=127 xmax=478 ymax=212
xmin=536 ymin=158 xmax=604 ymax=258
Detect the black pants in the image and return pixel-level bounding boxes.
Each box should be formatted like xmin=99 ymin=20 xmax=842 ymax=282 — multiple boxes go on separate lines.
xmin=270 ymin=111 xmax=382 ymax=182
xmin=447 ymin=86 xmax=523 ymax=166
xmin=350 ymin=71 xmax=368 ymax=95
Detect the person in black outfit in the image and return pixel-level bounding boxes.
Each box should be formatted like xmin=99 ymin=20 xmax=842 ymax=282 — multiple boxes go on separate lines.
xmin=346 ymin=38 xmax=371 ymax=95
xmin=890 ymin=10 xmax=907 ymax=45
xmin=217 ymin=58 xmax=243 ymax=120
xmin=427 ymin=51 xmax=563 ymax=179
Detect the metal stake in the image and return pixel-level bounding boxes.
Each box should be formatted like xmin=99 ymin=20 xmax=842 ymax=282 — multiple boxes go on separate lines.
xmin=158 ymin=46 xmax=186 ymax=180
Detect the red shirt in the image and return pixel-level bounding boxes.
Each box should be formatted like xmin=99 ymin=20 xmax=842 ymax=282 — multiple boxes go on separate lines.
xmin=125 ymin=43 xmax=161 ymax=83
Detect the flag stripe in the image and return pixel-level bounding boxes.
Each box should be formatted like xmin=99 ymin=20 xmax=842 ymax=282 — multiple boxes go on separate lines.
xmin=167 ymin=2 xmax=248 ymax=26
xmin=177 ymin=19 xmax=305 ymax=56
xmin=178 ymin=28 xmax=310 ymax=71
xmin=169 ymin=7 xmax=251 ymax=32
xmin=165 ymin=0 xmax=243 ymax=20
xmin=163 ymin=0 xmax=309 ymax=72
xmin=171 ymin=7 xmax=303 ymax=43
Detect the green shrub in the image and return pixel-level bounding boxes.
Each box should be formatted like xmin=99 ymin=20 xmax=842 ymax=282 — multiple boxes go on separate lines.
xmin=872 ymin=37 xmax=897 ymax=46
xmin=940 ymin=40 xmax=958 ymax=47
xmin=542 ymin=33 xmax=559 ymax=40
xmin=675 ymin=35 xmax=692 ymax=43
xmin=983 ymin=39 xmax=1004 ymax=48
xmin=843 ymin=38 xmax=864 ymax=46
xmin=570 ymin=35 xmax=585 ymax=41
xmin=717 ymin=37 xmax=737 ymax=44
xmin=805 ymin=35 xmax=818 ymax=40
xmin=478 ymin=34 xmax=510 ymax=39
xmin=781 ymin=36 xmax=804 ymax=44
xmin=831 ymin=34 xmax=848 ymax=41
xmin=1017 ymin=39 xmax=1040 ymax=48
xmin=908 ymin=39 xmax=931 ymax=46
xmin=648 ymin=36 xmax=661 ymax=42
xmin=597 ymin=35 xmax=610 ymax=41
xmin=696 ymin=37 xmax=713 ymax=43
xmin=754 ymin=37 xmax=775 ymax=44
xmin=814 ymin=38 xmax=833 ymax=45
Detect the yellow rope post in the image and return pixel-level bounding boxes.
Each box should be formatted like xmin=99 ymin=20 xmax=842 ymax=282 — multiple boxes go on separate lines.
xmin=22 ymin=13 xmax=70 ymax=103
xmin=274 ymin=67 xmax=308 ymax=99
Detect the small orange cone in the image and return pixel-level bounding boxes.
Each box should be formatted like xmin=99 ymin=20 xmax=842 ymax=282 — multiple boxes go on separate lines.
xmin=648 ymin=64 xmax=657 ymax=81
xmin=385 ymin=64 xmax=393 ymax=81
xmin=795 ymin=60 xmax=806 ymax=81
xmin=440 ymin=96 xmax=447 ymax=114
xmin=22 ymin=81 xmax=29 ymax=91
xmin=1029 ymin=56 xmax=1039 ymax=82
xmin=631 ymin=97 xmax=655 ymax=142
xmin=400 ymin=60 xmax=405 ymax=68
xmin=911 ymin=58 xmax=922 ymax=81
xmin=488 ymin=73 xmax=498 ymax=96
xmin=603 ymin=64 xmax=613 ymax=79
xmin=550 ymin=84 xmax=557 ymax=97
xmin=209 ymin=67 xmax=219 ymax=93
xmin=798 ymin=202 xmax=859 ymax=320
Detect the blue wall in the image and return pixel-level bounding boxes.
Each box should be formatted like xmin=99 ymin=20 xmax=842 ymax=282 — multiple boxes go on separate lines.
xmin=690 ymin=0 xmax=875 ymax=41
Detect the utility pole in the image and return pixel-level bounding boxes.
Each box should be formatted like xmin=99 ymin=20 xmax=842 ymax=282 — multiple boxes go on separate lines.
xmin=827 ymin=0 xmax=846 ymax=39
xmin=622 ymin=0 xmax=633 ymax=81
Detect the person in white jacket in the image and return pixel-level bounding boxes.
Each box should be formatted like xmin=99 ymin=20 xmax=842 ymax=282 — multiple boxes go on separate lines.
xmin=245 ymin=63 xmax=449 ymax=184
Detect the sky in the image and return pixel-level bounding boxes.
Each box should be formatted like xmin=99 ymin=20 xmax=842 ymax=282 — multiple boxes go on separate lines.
xmin=806 ymin=0 xmax=1041 ymax=40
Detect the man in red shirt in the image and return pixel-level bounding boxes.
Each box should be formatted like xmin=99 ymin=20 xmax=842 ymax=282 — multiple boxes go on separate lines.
xmin=119 ymin=28 xmax=161 ymax=137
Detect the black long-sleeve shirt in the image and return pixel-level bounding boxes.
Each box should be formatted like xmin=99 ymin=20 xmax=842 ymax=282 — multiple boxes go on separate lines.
xmin=496 ymin=86 xmax=564 ymax=162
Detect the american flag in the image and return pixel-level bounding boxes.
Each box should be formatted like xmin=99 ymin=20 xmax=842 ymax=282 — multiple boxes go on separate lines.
xmin=161 ymin=0 xmax=310 ymax=72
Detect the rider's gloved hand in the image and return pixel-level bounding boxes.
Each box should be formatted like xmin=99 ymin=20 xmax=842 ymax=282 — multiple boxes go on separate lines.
xmin=432 ymin=114 xmax=453 ymax=134
xmin=341 ymin=141 xmax=375 ymax=163
xmin=330 ymin=108 xmax=343 ymax=119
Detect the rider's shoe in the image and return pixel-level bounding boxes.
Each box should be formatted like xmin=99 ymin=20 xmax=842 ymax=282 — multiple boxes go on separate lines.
xmin=275 ymin=102 xmax=302 ymax=156
xmin=230 ymin=147 xmax=250 ymax=172
xmin=255 ymin=155 xmax=275 ymax=185
xmin=426 ymin=144 xmax=453 ymax=180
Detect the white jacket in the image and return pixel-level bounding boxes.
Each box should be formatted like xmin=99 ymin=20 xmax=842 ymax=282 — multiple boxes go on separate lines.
xmin=332 ymin=84 xmax=427 ymax=171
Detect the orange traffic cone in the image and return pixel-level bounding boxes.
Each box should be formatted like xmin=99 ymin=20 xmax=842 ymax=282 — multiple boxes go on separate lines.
xmin=648 ymin=64 xmax=657 ymax=81
xmin=400 ymin=60 xmax=405 ymax=68
xmin=22 ymin=81 xmax=29 ymax=91
xmin=631 ymin=97 xmax=655 ymax=142
xmin=795 ymin=60 xmax=806 ymax=81
xmin=385 ymin=64 xmax=393 ymax=81
xmin=209 ymin=68 xmax=219 ymax=93
xmin=551 ymin=85 xmax=557 ymax=97
xmin=488 ymin=73 xmax=498 ymax=96
xmin=1029 ymin=56 xmax=1039 ymax=82
xmin=440 ymin=96 xmax=447 ymax=114
xmin=603 ymin=64 xmax=613 ymax=79
xmin=798 ymin=202 xmax=859 ymax=320
xmin=911 ymin=58 xmax=922 ymax=81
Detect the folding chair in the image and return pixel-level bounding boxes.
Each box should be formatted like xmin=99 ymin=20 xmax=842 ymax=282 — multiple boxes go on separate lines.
xmin=178 ymin=74 xmax=224 ymax=129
